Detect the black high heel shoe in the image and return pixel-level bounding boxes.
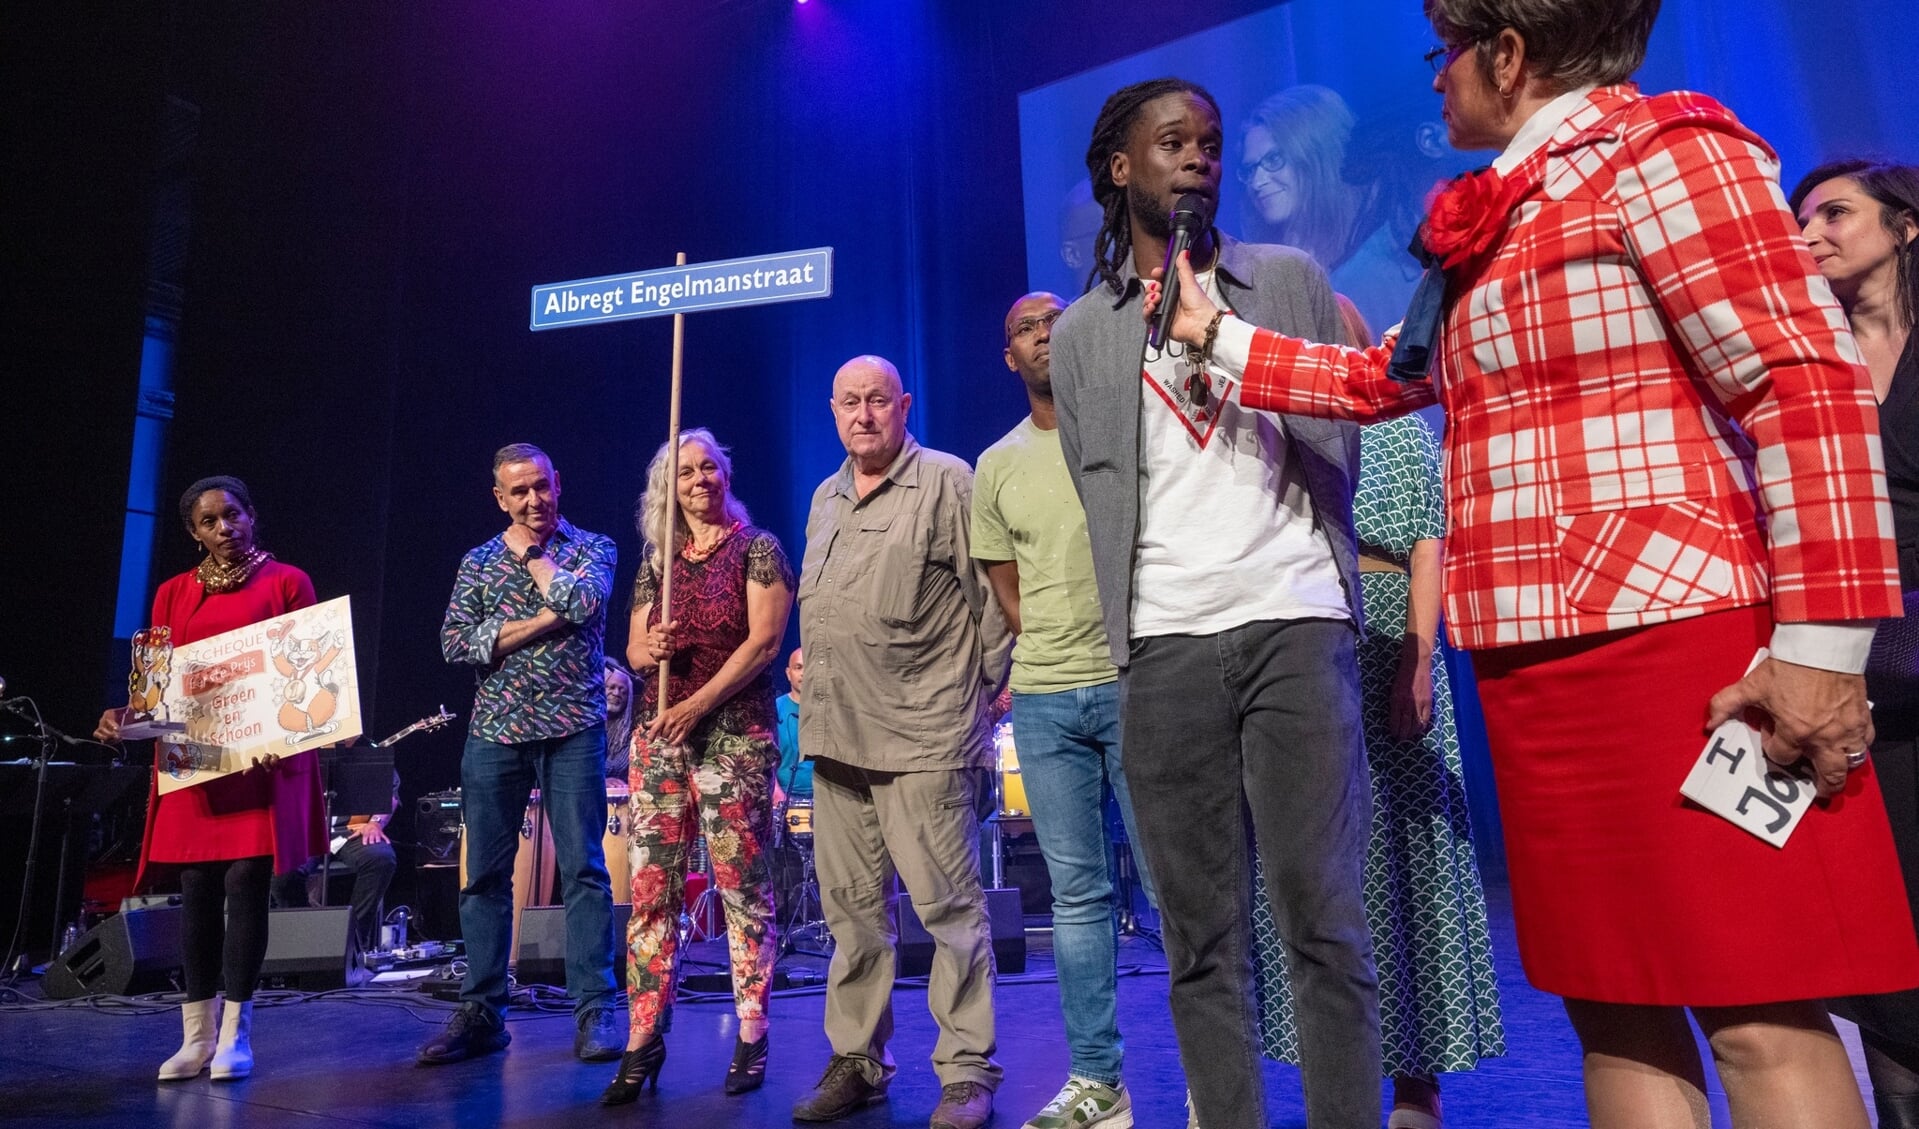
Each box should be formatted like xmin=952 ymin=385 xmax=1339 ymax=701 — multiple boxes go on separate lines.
xmin=723 ymin=1033 xmax=769 ymax=1094
xmin=599 ymin=1035 xmax=666 ymax=1106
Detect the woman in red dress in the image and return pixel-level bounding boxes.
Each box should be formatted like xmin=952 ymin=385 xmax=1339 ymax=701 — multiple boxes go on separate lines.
xmin=96 ymin=476 xmax=324 ymax=1082
xmin=1138 ymin=2 xmax=1918 ymax=1125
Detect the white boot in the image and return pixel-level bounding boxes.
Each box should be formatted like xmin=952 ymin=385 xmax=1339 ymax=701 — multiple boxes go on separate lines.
xmin=209 ymin=999 xmax=253 ymax=1081
xmin=157 ymin=998 xmax=220 ymax=1080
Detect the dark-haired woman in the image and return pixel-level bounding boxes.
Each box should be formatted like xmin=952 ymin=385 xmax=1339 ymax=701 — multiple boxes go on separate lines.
xmin=1794 ymin=158 xmax=1919 ymax=1129
xmin=96 ymin=476 xmax=325 ymax=1082
xmin=1142 ymin=1 xmax=1919 ymax=1125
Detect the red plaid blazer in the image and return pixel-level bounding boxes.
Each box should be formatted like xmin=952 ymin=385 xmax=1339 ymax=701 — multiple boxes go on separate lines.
xmin=1232 ymin=85 xmax=1901 ymax=650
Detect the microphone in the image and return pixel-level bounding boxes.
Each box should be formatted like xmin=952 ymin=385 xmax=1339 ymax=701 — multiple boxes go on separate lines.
xmin=1149 ymin=192 xmax=1210 ymax=351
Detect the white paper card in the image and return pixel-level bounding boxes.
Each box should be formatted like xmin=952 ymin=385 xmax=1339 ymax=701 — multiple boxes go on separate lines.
xmin=1679 ymin=648 xmax=1815 ymax=848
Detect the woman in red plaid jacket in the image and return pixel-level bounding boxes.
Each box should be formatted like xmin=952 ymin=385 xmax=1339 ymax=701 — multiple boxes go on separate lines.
xmin=1146 ymin=2 xmax=1916 ymax=1126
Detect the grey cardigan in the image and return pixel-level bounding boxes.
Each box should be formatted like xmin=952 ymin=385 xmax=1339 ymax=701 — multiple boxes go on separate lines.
xmin=1050 ymin=233 xmax=1363 ymax=669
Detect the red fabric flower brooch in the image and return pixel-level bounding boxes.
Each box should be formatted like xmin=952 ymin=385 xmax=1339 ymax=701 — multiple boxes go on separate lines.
xmin=1421 ymin=167 xmax=1530 ymax=271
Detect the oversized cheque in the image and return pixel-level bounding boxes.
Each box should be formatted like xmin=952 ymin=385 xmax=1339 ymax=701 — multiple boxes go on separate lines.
xmin=154 ymin=595 xmax=363 ymax=794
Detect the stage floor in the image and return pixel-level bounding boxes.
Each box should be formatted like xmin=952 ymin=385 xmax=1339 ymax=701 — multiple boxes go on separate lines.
xmin=0 ymin=884 xmax=1880 ymax=1128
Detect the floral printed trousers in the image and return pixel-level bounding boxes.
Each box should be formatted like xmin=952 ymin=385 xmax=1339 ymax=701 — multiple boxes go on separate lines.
xmin=625 ymin=727 xmax=778 ymax=1041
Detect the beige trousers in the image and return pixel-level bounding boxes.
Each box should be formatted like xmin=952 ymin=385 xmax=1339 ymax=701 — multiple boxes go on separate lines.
xmin=811 ymin=757 xmax=1002 ymax=1089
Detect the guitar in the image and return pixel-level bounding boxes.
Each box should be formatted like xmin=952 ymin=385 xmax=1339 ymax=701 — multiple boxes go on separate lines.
xmin=329 ymin=706 xmax=457 ymax=851
xmin=373 ymin=706 xmax=457 ymax=749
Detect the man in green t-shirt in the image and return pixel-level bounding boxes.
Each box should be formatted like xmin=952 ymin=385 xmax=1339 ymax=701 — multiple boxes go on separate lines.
xmin=973 ymin=291 xmax=1153 ymax=1129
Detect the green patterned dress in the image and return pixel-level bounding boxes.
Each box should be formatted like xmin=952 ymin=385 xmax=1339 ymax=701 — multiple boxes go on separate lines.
xmin=1253 ymin=413 xmax=1505 ymax=1075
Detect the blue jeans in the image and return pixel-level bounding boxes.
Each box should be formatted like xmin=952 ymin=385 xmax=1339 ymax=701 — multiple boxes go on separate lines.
xmin=459 ymin=725 xmax=616 ymax=1020
xmin=1011 ymin=681 xmax=1152 ymax=1086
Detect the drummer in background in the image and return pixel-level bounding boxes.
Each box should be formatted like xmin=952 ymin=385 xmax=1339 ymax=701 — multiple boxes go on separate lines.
xmin=603 ymin=657 xmax=637 ymax=780
xmin=602 ymin=426 xmax=795 ymax=1104
xmin=774 ymin=648 xmax=812 ymax=805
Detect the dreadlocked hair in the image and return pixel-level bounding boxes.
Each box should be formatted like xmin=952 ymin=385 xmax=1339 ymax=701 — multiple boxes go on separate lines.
xmin=1083 ymin=77 xmax=1222 ymax=296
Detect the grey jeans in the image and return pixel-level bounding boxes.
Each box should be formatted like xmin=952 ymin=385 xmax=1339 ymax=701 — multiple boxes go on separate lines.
xmin=1121 ymin=618 xmax=1379 ymax=1128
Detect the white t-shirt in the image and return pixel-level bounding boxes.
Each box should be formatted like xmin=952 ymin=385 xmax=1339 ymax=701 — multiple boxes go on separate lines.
xmin=1130 ymin=269 xmax=1350 ymax=638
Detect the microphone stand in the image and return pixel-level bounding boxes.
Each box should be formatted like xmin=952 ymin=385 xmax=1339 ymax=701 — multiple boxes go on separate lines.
xmin=1 ymin=698 xmax=61 ymax=980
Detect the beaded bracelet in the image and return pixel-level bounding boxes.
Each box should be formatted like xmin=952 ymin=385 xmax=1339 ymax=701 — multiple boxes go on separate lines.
xmin=1193 ymin=310 xmax=1227 ymax=369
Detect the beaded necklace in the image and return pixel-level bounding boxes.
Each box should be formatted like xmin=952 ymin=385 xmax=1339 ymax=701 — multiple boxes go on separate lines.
xmin=679 ymin=520 xmax=742 ymax=564
xmin=196 ymin=546 xmax=273 ymax=594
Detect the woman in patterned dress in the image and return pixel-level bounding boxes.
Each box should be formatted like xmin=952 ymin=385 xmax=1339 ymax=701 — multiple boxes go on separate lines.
xmin=600 ymin=428 xmax=794 ymax=1104
xmin=1255 ymin=315 xmax=1503 ymax=1127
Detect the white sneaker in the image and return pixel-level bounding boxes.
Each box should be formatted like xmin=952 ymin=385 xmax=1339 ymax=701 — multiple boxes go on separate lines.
xmin=1185 ymin=1088 xmax=1199 ymax=1129
xmin=1022 ymin=1077 xmax=1132 ymax=1129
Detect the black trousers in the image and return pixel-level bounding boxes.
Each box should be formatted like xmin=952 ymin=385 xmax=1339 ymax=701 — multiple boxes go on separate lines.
xmin=179 ymin=856 xmax=273 ymax=1003
xmin=271 ymin=836 xmax=398 ymax=951
xmin=1120 ymin=618 xmax=1380 ymax=1129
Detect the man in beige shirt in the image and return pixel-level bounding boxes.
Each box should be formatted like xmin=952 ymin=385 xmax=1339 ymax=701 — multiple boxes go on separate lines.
xmin=792 ymin=355 xmax=1011 ymax=1129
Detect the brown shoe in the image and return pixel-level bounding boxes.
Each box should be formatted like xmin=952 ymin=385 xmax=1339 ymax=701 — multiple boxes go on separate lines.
xmin=931 ymin=1081 xmax=993 ymax=1129
xmin=793 ymin=1055 xmax=887 ymax=1122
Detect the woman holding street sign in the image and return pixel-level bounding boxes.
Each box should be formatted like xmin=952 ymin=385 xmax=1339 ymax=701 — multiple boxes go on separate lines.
xmin=602 ymin=429 xmax=794 ymax=1103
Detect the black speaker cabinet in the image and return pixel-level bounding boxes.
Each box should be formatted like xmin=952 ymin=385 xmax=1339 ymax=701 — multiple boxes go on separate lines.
xmin=258 ymin=906 xmax=356 ymax=991
xmin=516 ymin=903 xmax=634 ymax=988
xmin=43 ymin=906 xmax=184 ymax=999
xmin=896 ymin=888 xmax=1025 ymax=978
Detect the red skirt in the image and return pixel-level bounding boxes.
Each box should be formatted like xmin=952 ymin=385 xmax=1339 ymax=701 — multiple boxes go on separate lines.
xmin=1471 ymin=604 xmax=1919 ymax=1006
xmin=135 ymin=749 xmax=325 ymax=890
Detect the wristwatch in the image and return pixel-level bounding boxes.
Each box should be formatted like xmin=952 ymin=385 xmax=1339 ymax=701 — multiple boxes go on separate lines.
xmin=522 ymin=542 xmax=546 ymax=562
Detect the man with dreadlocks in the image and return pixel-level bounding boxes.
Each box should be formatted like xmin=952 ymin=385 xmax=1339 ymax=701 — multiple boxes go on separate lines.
xmin=1049 ymin=77 xmax=1379 ymax=1128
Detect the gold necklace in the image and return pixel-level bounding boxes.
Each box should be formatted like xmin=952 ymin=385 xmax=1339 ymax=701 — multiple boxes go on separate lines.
xmin=197 ymin=547 xmax=273 ymax=594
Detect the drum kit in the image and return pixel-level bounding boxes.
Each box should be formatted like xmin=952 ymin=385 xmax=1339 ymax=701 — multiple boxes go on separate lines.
xmin=774 ymin=793 xmax=828 ymax=954
xmin=445 ymin=781 xmax=633 ymax=956
xmin=415 ymin=717 xmax=1149 ymax=964
xmin=426 ymin=777 xmax=830 ymax=956
xmin=988 ymin=717 xmax=1152 ymax=937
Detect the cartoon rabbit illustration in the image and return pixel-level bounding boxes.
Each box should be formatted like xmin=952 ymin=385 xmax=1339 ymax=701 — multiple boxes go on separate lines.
xmin=266 ymin=618 xmax=344 ymax=745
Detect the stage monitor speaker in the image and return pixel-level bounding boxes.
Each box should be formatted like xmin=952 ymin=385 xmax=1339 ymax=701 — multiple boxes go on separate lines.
xmin=259 ymin=906 xmax=356 ymax=991
xmin=896 ymin=888 xmax=1025 ymax=978
xmin=43 ymin=905 xmax=184 ymax=999
xmin=996 ymin=830 xmax=1055 ymax=917
xmin=516 ymin=903 xmax=633 ymax=989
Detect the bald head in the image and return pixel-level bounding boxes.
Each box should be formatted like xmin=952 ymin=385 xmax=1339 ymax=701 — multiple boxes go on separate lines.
xmin=831 ymin=354 xmax=912 ymax=473
xmin=833 ymin=355 xmax=904 ymax=398
xmin=1003 ymin=292 xmax=1066 ymax=402
xmin=1003 ymin=292 xmax=1066 ymax=341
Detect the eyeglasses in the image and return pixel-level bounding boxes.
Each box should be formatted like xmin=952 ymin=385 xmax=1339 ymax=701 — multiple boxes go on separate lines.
xmin=1424 ymin=41 xmax=1472 ymax=75
xmin=1009 ymin=309 xmax=1063 ymax=340
xmin=1236 ymin=149 xmax=1288 ymax=185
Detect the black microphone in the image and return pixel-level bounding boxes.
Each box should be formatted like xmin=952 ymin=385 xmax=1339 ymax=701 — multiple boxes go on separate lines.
xmin=1149 ymin=192 xmax=1209 ymax=351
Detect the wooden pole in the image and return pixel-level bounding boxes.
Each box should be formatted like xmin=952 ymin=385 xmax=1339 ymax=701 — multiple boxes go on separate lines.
xmin=655 ymin=251 xmax=688 ymax=723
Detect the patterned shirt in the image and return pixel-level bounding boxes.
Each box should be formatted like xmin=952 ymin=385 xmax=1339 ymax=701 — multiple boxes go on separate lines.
xmin=631 ymin=526 xmax=794 ymax=743
xmin=441 ymin=517 xmax=615 ymax=743
xmin=1209 ymin=85 xmax=1901 ymax=655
